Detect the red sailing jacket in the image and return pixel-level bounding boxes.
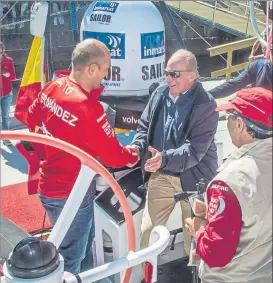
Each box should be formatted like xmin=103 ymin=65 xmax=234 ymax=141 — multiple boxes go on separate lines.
xmin=0 ymin=54 xmax=16 ymax=96
xmin=196 ymin=180 xmax=243 ymax=268
xmin=26 ymin=76 xmax=138 ymax=198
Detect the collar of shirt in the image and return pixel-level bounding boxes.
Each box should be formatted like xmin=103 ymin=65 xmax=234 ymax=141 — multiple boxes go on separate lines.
xmin=167 ymin=81 xmax=198 ymax=104
xmin=168 ymin=88 xmax=191 ymax=103
xmin=66 ymin=77 xmax=105 ymax=99
xmin=168 ymin=92 xmax=179 ymax=103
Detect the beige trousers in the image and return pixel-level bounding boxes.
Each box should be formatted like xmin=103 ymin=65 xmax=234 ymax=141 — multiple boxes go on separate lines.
xmin=140 ymin=172 xmax=192 ymax=255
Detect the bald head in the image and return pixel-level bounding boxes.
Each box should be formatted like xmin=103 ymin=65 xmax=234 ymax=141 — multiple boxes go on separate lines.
xmin=169 ymin=49 xmax=199 ymax=76
xmin=71 ymin=39 xmax=110 ymax=70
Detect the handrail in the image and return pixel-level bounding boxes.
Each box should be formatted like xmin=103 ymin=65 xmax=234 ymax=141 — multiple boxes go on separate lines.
xmin=207 ymin=36 xmax=257 ymax=80
xmin=0 ymin=131 xmax=136 ymax=283
xmin=63 ymin=226 xmax=170 ymax=283
xmin=250 ymin=0 xmax=267 ymax=47
xmin=197 ymin=0 xmax=266 ymax=26
xmin=0 ymin=226 xmax=169 ymax=283
xmin=230 ymin=1 xmax=262 ymax=11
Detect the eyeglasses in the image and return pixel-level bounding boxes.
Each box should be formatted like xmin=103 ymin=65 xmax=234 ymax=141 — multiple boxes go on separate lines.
xmin=163 ymin=69 xmax=190 ymax=78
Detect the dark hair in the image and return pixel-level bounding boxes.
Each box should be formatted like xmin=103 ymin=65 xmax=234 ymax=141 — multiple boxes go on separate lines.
xmin=230 ymin=111 xmax=272 ymax=139
xmin=246 ymin=120 xmax=273 ymax=139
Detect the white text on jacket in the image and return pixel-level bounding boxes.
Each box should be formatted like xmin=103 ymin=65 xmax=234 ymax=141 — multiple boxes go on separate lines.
xmin=40 ymin=93 xmax=78 ymax=127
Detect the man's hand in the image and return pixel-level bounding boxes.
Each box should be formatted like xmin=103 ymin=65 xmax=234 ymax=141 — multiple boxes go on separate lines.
xmin=126 ymin=144 xmax=140 ymax=155
xmin=2 ymin=72 xmax=10 ymax=78
xmin=144 ymin=146 xmax=162 ymax=173
xmin=185 ymin=217 xmax=208 ymax=238
xmin=126 ymin=145 xmax=140 ymax=168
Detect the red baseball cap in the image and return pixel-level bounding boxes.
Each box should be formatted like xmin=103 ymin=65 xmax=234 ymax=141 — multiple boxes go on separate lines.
xmin=216 ymin=87 xmax=273 ymax=127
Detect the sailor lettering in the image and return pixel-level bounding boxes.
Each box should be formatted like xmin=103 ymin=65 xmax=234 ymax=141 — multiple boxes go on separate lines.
xmin=40 ymin=92 xmax=78 ymax=127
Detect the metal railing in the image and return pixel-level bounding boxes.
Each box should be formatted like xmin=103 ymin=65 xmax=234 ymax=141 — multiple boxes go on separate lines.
xmin=0 ymin=226 xmax=170 ymax=283
xmin=207 ymin=36 xmax=257 ymax=80
xmin=63 ymin=226 xmax=170 ymax=283
xmin=173 ymin=0 xmax=267 ymax=37
xmin=198 ymin=0 xmax=266 ymax=27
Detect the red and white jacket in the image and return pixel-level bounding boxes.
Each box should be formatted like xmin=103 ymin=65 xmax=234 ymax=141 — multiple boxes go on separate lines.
xmin=196 ymin=138 xmax=272 ymax=283
xmin=27 ymin=77 xmax=138 ymax=198
xmin=0 ymin=54 xmax=16 ymax=96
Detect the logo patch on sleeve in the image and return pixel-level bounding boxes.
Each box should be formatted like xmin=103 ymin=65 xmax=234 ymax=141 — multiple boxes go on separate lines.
xmin=207 ymin=180 xmax=231 ymax=219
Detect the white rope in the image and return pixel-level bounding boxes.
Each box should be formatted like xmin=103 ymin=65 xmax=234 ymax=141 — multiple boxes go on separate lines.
xmin=0 ymin=1 xmax=19 ymax=22
xmin=0 ymin=8 xmax=78 ymax=29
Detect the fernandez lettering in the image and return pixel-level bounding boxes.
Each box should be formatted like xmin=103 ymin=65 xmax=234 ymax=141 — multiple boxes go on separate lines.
xmin=40 ymin=93 xmax=78 ymax=127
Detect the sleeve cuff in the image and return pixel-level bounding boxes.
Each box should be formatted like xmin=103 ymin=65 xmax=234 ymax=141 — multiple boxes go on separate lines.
xmin=131 ymin=142 xmax=145 ymax=158
xmin=160 ymin=151 xmax=168 ymax=169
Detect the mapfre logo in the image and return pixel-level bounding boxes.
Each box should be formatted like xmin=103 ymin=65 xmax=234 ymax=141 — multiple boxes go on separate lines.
xmin=93 ymin=2 xmax=119 ymax=13
xmin=83 ymin=31 xmax=125 ymax=59
xmin=141 ymin=31 xmax=165 ymax=59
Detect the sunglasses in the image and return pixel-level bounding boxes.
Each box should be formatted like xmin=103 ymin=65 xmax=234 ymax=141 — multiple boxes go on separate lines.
xmin=163 ymin=69 xmax=189 ymax=78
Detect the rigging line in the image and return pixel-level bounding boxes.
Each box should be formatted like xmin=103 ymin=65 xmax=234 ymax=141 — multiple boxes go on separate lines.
xmin=0 ymin=1 xmax=19 ymax=23
xmin=170 ymin=7 xmax=242 ymax=76
xmin=0 ymin=8 xmax=80 ymax=29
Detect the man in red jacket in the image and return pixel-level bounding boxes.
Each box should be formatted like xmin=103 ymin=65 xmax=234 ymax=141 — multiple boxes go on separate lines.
xmin=26 ymin=39 xmax=139 ymax=274
xmin=0 ymin=41 xmax=16 ymax=146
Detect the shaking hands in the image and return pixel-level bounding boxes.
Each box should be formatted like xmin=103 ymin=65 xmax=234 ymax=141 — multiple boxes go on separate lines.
xmin=144 ymin=146 xmax=162 ymax=173
xmin=125 ymin=145 xmax=163 ymax=172
xmin=126 ymin=144 xmax=140 ymax=168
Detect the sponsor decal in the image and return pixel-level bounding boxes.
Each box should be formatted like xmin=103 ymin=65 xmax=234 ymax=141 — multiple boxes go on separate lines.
xmin=83 ymin=31 xmax=125 ymax=59
xmin=141 ymin=31 xmax=165 ymax=59
xmin=96 ymin=113 xmax=115 ymax=137
xmin=208 ymin=180 xmax=230 ymax=218
xmin=39 ymin=93 xmax=78 ymax=127
xmin=208 ymin=196 xmax=225 ymax=218
xmin=93 ymin=1 xmax=119 ymax=13
xmin=90 ymin=13 xmax=111 ymax=24
xmin=142 ymin=61 xmax=165 ymax=81
xmin=104 ymin=66 xmax=121 ymax=82
xmin=114 ymin=108 xmax=142 ymax=130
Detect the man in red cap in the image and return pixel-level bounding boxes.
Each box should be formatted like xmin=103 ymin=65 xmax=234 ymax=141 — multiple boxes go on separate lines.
xmin=184 ymin=87 xmax=272 ymax=283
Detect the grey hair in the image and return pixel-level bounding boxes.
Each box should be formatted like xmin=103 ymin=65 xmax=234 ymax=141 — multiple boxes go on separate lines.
xmin=71 ymin=39 xmax=109 ymax=70
xmin=172 ymin=49 xmax=199 ymax=77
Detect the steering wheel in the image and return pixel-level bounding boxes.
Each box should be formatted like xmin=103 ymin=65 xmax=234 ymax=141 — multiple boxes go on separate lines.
xmin=0 ymin=130 xmax=135 ymax=283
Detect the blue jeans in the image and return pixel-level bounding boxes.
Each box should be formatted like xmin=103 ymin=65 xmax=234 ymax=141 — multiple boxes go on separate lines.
xmin=0 ymin=92 xmax=13 ymax=130
xmin=39 ymin=187 xmax=95 ymax=274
